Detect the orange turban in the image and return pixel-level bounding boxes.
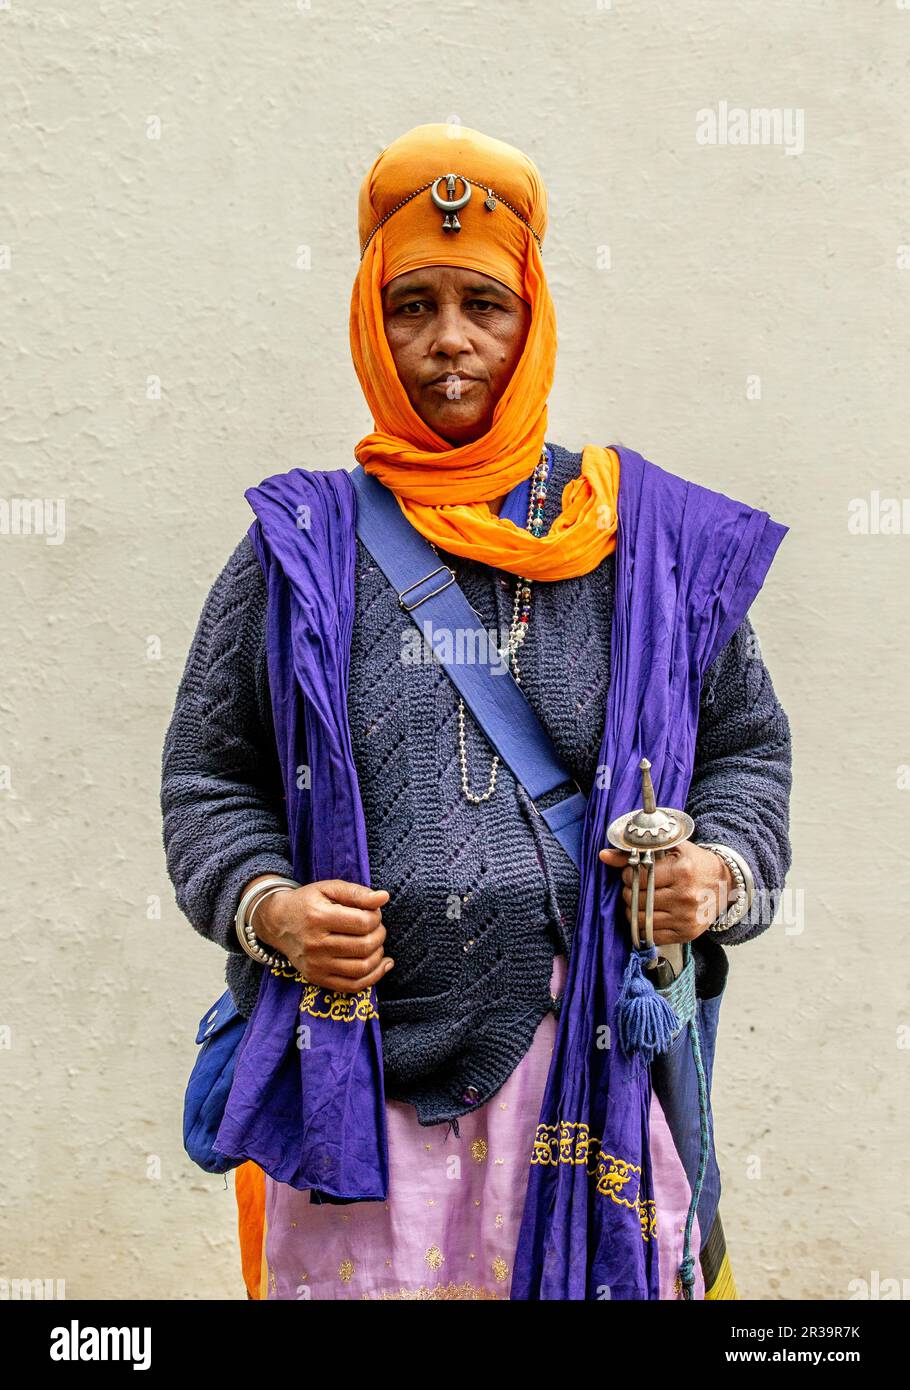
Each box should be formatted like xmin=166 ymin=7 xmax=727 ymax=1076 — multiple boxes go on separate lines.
xmin=349 ymin=123 xmax=619 ymax=581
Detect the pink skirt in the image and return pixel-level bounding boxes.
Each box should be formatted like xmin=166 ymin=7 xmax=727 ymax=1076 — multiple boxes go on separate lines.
xmin=261 ymin=954 xmax=703 ymax=1299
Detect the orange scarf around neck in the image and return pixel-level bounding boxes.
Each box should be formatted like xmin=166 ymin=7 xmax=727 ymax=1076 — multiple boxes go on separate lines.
xmin=348 ymin=124 xmax=619 ymax=581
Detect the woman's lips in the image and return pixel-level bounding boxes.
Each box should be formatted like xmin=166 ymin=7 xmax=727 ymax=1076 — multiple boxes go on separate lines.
xmin=426 ymin=377 xmax=479 ymax=394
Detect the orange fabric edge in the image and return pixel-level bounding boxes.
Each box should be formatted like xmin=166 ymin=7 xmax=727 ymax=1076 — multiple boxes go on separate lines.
xmin=235 ymin=1160 xmax=266 ymax=1300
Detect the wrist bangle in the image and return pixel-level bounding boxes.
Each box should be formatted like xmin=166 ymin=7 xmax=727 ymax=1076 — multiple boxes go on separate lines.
xmin=695 ymin=843 xmax=754 ymax=933
xmin=248 ymin=884 xmax=293 ymax=931
xmin=234 ymin=875 xmax=301 ymax=968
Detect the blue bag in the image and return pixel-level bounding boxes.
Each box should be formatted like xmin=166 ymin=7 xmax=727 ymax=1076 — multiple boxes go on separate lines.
xmin=183 ymin=989 xmax=248 ymax=1174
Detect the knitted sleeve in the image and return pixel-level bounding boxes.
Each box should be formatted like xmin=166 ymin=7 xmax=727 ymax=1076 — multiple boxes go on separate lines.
xmin=160 ymin=534 xmax=296 ymax=956
xmin=684 ymin=613 xmax=793 ymax=947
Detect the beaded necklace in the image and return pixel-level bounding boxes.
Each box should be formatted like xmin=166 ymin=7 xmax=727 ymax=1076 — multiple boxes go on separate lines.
xmin=456 ymin=444 xmax=551 ymax=803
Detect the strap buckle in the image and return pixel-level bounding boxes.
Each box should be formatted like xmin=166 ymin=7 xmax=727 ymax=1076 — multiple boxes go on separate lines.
xmin=398 ymin=564 xmax=456 ymax=612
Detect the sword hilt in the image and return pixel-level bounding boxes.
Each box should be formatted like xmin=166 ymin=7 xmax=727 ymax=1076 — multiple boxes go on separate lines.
xmin=607 ymin=757 xmax=695 ymax=979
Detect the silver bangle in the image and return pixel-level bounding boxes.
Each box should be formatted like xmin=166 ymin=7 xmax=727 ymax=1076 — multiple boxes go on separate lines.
xmin=695 ymin=843 xmax=754 ymax=933
xmin=234 ymin=875 xmax=301 ymax=968
xmin=248 ymin=884 xmax=293 ymax=931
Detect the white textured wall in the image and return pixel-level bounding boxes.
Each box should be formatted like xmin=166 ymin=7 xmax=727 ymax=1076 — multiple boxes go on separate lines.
xmin=2 ymin=0 xmax=907 ymax=1300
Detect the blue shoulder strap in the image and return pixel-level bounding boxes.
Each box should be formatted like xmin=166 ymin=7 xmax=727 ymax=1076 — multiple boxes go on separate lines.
xmin=348 ymin=463 xmax=588 ymax=869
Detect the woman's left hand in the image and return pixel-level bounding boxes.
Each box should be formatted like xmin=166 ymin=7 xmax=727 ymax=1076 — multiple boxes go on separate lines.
xmin=598 ymin=842 xmax=734 ymax=945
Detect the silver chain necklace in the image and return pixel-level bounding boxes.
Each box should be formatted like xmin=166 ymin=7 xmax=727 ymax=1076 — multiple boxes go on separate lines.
xmin=454 ymin=445 xmax=551 ymax=803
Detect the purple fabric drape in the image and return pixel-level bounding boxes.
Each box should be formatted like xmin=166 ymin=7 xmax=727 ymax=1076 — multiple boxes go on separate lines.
xmin=215 ymin=447 xmax=788 ymax=1290
xmin=510 ymin=447 xmax=788 ymax=1298
xmin=214 ymin=470 xmax=389 ymax=1199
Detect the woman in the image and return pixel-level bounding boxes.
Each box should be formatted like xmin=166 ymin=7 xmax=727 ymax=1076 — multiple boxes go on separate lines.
xmin=161 ymin=123 xmax=792 ymax=1300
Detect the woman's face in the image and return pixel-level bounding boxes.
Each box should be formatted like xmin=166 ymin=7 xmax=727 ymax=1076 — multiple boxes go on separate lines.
xmin=381 ymin=264 xmax=531 ymax=446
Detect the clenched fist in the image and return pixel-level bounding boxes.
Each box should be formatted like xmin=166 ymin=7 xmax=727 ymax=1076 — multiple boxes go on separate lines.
xmin=598 ymin=842 xmax=734 ymax=946
xmin=246 ymin=876 xmax=394 ymax=993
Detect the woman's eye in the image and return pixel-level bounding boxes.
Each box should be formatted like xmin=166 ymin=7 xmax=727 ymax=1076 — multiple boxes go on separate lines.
xmin=395 ymin=298 xmax=498 ymax=316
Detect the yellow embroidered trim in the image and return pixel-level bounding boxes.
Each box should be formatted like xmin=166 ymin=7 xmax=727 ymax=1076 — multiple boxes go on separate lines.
xmin=269 ymin=967 xmax=379 ymax=1022
xmin=530 ymin=1118 xmax=596 ymax=1166
xmin=530 ymin=1121 xmax=657 ymax=1242
xmin=299 ymin=983 xmax=379 ymax=1022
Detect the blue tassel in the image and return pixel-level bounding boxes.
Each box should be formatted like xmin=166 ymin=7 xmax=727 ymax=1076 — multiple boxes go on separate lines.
xmin=615 ymin=945 xmax=679 ymax=1062
xmin=678 ymin=1254 xmax=696 ymax=1300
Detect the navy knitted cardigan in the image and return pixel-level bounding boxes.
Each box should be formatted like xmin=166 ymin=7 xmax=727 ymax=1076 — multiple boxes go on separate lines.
xmin=160 ymin=443 xmax=793 ymax=1126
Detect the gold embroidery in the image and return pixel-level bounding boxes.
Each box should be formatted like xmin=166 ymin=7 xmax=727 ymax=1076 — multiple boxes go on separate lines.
xmin=470 ymin=1139 xmax=488 ymax=1162
xmin=296 ymin=982 xmax=379 ymax=1022
xmin=530 ymin=1120 xmax=657 ymax=1242
xmin=590 ymin=1151 xmax=637 ymax=1202
xmin=268 ymin=966 xmax=378 ymax=1021
xmin=425 ymin=1245 xmax=444 ymax=1271
xmin=530 ymin=1120 xmax=595 ymax=1166
xmin=367 ymin=1280 xmax=501 ymax=1300
xmin=494 ymin=1213 xmax=504 ymax=1229
xmin=491 ymin=1257 xmax=509 ymax=1282
xmin=339 ymin=1259 xmax=354 ymax=1283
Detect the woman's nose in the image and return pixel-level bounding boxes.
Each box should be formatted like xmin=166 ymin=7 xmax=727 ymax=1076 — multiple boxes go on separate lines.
xmin=429 ymin=308 xmax=473 ymax=357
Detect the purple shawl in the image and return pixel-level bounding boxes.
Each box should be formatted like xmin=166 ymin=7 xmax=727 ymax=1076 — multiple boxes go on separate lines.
xmin=214 ymin=475 xmax=389 ymax=1199
xmin=215 ymin=446 xmax=788 ymax=1292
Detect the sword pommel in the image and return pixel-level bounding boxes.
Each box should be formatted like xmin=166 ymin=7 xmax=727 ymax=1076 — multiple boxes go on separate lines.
xmin=640 ymin=757 xmax=657 ymax=814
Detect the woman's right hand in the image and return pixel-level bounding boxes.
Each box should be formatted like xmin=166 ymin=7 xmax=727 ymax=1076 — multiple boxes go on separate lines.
xmin=247 ymin=877 xmax=393 ymax=994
